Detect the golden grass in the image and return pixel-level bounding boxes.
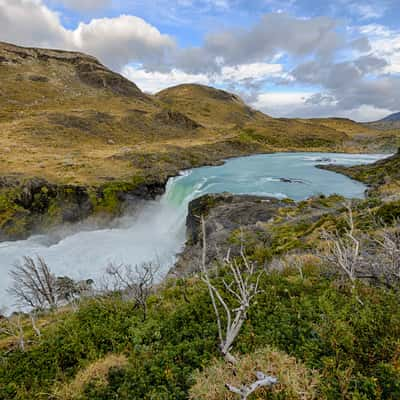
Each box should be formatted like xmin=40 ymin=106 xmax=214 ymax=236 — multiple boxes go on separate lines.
xmin=0 ymin=307 xmax=76 ymax=351
xmin=189 ymin=347 xmax=321 ymax=400
xmin=1 ymin=43 xmax=398 ymax=188
xmin=53 ymin=354 xmax=128 ymax=400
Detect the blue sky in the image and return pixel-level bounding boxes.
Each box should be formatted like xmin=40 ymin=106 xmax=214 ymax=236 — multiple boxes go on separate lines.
xmin=1 ymin=0 xmax=399 ymax=120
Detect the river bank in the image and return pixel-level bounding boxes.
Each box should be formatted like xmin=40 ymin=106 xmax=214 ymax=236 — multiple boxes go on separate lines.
xmin=0 ymin=152 xmax=388 ymax=311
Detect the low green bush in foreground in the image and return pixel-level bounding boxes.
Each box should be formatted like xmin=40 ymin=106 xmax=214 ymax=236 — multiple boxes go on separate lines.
xmin=1 ymin=265 xmax=399 ymax=400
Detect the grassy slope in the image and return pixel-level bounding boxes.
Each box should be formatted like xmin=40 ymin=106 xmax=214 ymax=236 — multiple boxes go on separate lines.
xmin=156 ymin=85 xmax=400 ymax=152
xmin=364 ymin=113 xmax=400 ymax=131
xmin=0 ymin=42 xmax=214 ymax=186
xmin=1 ymin=42 xmax=399 ymax=188
xmin=0 ymin=42 xmax=399 ymax=239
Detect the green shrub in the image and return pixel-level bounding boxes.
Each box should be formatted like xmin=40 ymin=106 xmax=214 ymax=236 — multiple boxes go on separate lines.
xmin=1 ymin=270 xmax=399 ymax=399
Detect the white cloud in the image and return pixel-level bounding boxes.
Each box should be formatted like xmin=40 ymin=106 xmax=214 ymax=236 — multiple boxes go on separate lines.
xmin=361 ymin=25 xmax=400 ymax=74
xmin=221 ymin=63 xmax=284 ymax=82
xmin=122 ymin=62 xmax=285 ymax=93
xmin=252 ymin=91 xmax=393 ymax=121
xmin=252 ymin=92 xmax=314 ymax=117
xmin=0 ymin=0 xmax=68 ymax=48
xmin=340 ymin=105 xmax=392 ymax=122
xmin=349 ymin=3 xmax=386 ymax=20
xmin=175 ymin=13 xmax=342 ymax=74
xmin=122 ymin=67 xmax=211 ymax=93
xmin=0 ymin=0 xmax=175 ymax=70
xmin=72 ymin=15 xmax=175 ymax=70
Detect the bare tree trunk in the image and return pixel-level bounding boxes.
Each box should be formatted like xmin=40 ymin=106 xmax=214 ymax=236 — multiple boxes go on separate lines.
xmin=8 ymin=256 xmax=58 ymax=310
xmin=321 ymin=203 xmax=364 ymax=305
xmin=0 ymin=314 xmax=26 ymax=352
xmin=31 ymin=313 xmax=41 ymax=339
xmin=200 ymin=217 xmax=262 ymax=364
xmin=105 ymin=261 xmax=159 ymax=321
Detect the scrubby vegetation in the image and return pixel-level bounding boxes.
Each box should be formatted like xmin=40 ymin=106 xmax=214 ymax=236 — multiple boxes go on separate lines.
xmin=190 ymin=347 xmax=320 ymax=400
xmin=1 ymin=192 xmax=400 ymax=399
xmin=1 ymin=254 xmax=400 ymax=399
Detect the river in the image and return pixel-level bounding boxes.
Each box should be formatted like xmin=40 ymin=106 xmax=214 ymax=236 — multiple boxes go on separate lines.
xmin=0 ymin=152 xmax=387 ymax=310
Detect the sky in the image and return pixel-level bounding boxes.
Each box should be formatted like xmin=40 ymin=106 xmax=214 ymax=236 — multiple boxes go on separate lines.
xmin=1 ymin=0 xmax=399 ymax=121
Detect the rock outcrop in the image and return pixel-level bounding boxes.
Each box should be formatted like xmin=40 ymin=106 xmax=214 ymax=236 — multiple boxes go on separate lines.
xmin=154 ymin=109 xmax=202 ymax=130
xmin=0 ymin=41 xmax=146 ymax=99
xmin=171 ymin=194 xmax=292 ymax=277
xmin=0 ymin=177 xmax=167 ymax=241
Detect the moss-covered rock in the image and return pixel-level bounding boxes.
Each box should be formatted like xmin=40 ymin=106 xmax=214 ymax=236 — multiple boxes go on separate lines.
xmin=0 ymin=175 xmax=164 ymax=241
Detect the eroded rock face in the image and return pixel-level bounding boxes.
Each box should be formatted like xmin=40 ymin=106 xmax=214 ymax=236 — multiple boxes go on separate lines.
xmin=154 ymin=109 xmax=202 ymax=130
xmin=0 ymin=177 xmax=167 ymax=242
xmin=0 ymin=178 xmax=94 ymax=241
xmin=0 ymin=41 xmax=146 ymax=99
xmin=171 ymin=194 xmax=292 ymax=277
xmin=75 ymin=61 xmax=145 ymax=98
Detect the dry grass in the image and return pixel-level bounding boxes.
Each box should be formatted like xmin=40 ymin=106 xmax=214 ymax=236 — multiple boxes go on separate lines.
xmin=1 ymin=43 xmax=398 ymax=188
xmin=53 ymin=354 xmax=128 ymax=400
xmin=189 ymin=347 xmax=321 ymax=400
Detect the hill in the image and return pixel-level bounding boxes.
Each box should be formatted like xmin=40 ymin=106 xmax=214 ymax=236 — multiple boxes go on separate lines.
xmin=364 ymin=112 xmax=400 ymax=131
xmin=0 ymin=41 xmax=399 ymax=239
xmin=380 ymin=112 xmax=400 ymax=122
xmin=157 ymin=85 xmax=400 ymax=152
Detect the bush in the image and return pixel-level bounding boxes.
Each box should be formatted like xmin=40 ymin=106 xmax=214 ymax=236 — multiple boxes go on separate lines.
xmin=1 ymin=270 xmax=400 ymax=399
xmin=189 ymin=346 xmax=320 ymax=400
xmin=53 ymin=354 xmax=128 ymax=400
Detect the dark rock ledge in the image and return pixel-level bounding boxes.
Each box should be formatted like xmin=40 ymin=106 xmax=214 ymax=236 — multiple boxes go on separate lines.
xmin=171 ymin=193 xmax=293 ymax=277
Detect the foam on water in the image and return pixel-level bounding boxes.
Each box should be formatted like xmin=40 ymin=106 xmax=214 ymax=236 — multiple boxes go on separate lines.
xmin=0 ymin=152 xmax=389 ymax=310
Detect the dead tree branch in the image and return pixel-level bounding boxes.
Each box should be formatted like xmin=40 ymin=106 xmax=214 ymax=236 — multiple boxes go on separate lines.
xmin=8 ymin=256 xmax=93 ymax=311
xmin=226 ymin=372 xmax=278 ymax=399
xmin=8 ymin=256 xmax=58 ymax=310
xmin=200 ymin=216 xmax=262 ymax=364
xmin=321 ymin=204 xmax=365 ymax=304
xmin=0 ymin=314 xmax=25 ymax=351
xmin=105 ymin=261 xmax=159 ymax=320
xmin=30 ymin=312 xmax=41 ymax=339
xmin=374 ymin=225 xmax=400 ymax=287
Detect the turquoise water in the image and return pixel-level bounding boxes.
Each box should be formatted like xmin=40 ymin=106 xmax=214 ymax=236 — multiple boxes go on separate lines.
xmin=164 ymin=152 xmax=379 ymax=206
xmin=0 ymin=152 xmax=387 ymax=310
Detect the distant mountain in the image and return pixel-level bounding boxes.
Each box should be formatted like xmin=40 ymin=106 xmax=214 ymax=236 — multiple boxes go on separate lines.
xmin=379 ymin=112 xmax=400 ymax=122
xmin=365 ymin=112 xmax=400 ymax=131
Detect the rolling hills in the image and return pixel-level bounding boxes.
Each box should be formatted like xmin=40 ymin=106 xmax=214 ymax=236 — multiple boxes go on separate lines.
xmin=0 ymin=41 xmax=399 ymax=239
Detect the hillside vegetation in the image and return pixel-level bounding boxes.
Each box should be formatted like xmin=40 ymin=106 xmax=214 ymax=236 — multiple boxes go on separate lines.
xmin=320 ymin=149 xmax=400 ymax=199
xmin=1 ymin=41 xmax=399 ymax=239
